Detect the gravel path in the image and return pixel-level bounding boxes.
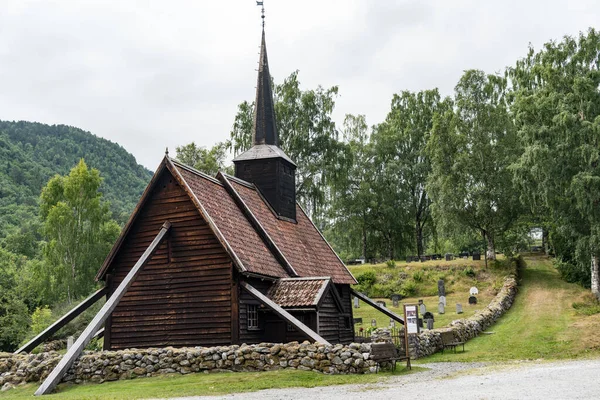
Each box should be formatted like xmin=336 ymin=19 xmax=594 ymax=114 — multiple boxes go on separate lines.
xmin=167 ymin=359 xmax=600 ymax=400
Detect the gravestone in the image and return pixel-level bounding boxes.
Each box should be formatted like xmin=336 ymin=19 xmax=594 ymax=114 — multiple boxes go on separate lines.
xmin=459 ymin=251 xmax=469 ymax=259
xmin=67 ymin=336 xmax=74 ymax=351
xmin=470 ymin=287 xmax=479 ymax=296
xmin=390 ymin=319 xmax=395 ymax=328
xmin=438 ymin=302 xmax=445 ymax=314
xmin=353 ymin=318 xmax=363 ymax=324
xmin=419 ymin=303 xmax=426 ymax=315
xmin=406 ymin=256 xmax=413 ymax=263
xmin=417 ymin=318 xmax=423 ymax=329
xmin=391 ymin=294 xmax=401 ymax=308
xmin=469 ymin=296 xmax=477 ymax=305
xmin=456 ymin=303 xmax=463 ymax=314
xmin=472 ymin=251 xmax=481 ymax=261
xmin=371 ymin=318 xmax=377 ymax=327
xmin=353 ymin=296 xmax=360 ymax=308
xmin=439 ymin=295 xmax=447 ymax=306
xmin=420 ymin=256 xmax=426 ymax=262
xmin=426 ymin=318 xmax=434 ymax=329
xmin=445 ymin=253 xmax=454 ymax=261
xmin=376 ymin=301 xmax=387 ymax=308
xmin=422 ymin=311 xmax=434 ymax=321
xmin=438 ymin=279 xmax=446 ymax=296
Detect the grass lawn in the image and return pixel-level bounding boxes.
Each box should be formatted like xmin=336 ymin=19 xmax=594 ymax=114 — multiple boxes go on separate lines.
xmin=420 ymin=254 xmax=600 ymax=362
xmin=349 ymin=257 xmax=512 ymax=329
xmin=1 ymin=367 xmax=423 ymax=400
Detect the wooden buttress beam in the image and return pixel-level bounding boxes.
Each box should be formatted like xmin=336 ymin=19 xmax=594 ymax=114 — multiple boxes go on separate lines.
xmin=35 ymin=221 xmax=172 ymax=396
xmin=350 ymin=288 xmax=405 ymax=325
xmin=240 ymin=281 xmax=331 ymax=346
xmin=14 ymin=287 xmax=108 ymax=355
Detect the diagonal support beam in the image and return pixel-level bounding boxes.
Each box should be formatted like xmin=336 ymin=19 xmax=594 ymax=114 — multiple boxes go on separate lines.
xmin=35 ymin=221 xmax=172 ymax=396
xmin=350 ymin=288 xmax=405 ymax=325
xmin=15 ymin=287 xmax=107 ymax=355
xmin=240 ymin=281 xmax=331 ymax=345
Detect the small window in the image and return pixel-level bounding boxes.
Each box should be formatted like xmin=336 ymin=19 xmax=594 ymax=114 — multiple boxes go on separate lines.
xmin=287 ymin=314 xmax=305 ymax=332
xmin=344 ymin=316 xmax=351 ymax=329
xmin=247 ymin=305 xmax=259 ymax=329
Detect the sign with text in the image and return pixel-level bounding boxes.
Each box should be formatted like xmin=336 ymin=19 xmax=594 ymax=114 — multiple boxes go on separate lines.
xmin=403 ymin=304 xmax=419 ymax=334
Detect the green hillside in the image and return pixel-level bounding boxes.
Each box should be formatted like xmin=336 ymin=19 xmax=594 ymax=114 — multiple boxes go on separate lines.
xmin=0 ymin=120 xmax=152 ymax=235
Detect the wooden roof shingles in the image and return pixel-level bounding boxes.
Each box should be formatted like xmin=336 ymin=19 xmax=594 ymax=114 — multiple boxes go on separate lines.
xmin=172 ymin=162 xmax=288 ymax=279
xmin=227 ymin=179 xmax=357 ymax=284
xmin=267 ymin=278 xmax=330 ymax=307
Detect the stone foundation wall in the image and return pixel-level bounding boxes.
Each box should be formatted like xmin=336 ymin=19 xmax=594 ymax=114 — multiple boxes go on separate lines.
xmin=1 ymin=342 xmax=377 ymax=391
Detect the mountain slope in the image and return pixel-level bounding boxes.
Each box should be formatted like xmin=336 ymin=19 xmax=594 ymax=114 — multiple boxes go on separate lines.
xmin=0 ymin=120 xmax=152 ymax=235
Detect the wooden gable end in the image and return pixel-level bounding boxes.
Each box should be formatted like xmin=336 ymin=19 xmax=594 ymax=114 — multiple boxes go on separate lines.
xmin=104 ymin=168 xmax=235 ymax=349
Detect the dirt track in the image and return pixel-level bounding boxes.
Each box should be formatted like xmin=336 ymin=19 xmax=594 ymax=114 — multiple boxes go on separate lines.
xmin=170 ymin=359 xmax=600 ymax=400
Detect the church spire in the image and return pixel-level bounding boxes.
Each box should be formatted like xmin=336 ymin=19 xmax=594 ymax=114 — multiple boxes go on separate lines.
xmin=252 ymin=28 xmax=278 ymax=146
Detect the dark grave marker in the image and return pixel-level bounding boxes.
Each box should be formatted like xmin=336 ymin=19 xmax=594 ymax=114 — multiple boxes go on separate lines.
xmin=376 ymin=301 xmax=387 ymax=308
xmin=459 ymin=251 xmax=469 ymax=259
xmin=472 ymin=251 xmax=481 ymax=261
xmin=426 ymin=318 xmax=434 ymax=329
xmin=417 ymin=318 xmax=423 ymax=329
xmin=469 ymin=296 xmax=477 ymax=305
xmin=422 ymin=311 xmax=434 ymax=321
xmin=406 ymin=256 xmax=413 ymax=263
xmin=438 ymin=279 xmax=446 ymax=297
xmin=353 ymin=318 xmax=363 ymax=324
xmin=445 ymin=253 xmax=454 ymax=261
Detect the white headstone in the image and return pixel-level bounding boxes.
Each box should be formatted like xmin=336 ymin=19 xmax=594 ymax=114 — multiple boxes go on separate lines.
xmin=456 ymin=303 xmax=463 ymax=314
xmin=426 ymin=318 xmax=434 ymax=329
xmin=67 ymin=336 xmax=74 ymax=351
xmin=354 ymin=296 xmax=360 ymax=308
xmin=438 ymin=302 xmax=445 ymax=314
xmin=439 ymin=295 xmax=447 ymax=306
xmin=470 ymin=287 xmax=479 ymax=296
xmin=419 ymin=303 xmax=426 ymax=315
xmin=371 ymin=318 xmax=377 ymax=327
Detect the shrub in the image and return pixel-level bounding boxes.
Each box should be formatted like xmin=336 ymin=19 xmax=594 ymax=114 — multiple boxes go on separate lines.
xmin=572 ymin=294 xmax=600 ymax=316
xmin=413 ymin=270 xmax=425 ymax=282
xmin=462 ymin=266 xmax=476 ymax=278
xmin=401 ymin=280 xmax=418 ymax=297
xmin=30 ymin=306 xmax=53 ymax=336
xmin=356 ymin=271 xmax=377 ymax=287
xmin=386 ymin=259 xmax=396 ymax=268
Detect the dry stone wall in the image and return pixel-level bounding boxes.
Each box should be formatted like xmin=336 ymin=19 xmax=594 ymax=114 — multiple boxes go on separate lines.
xmin=1 ymin=342 xmax=377 ymax=391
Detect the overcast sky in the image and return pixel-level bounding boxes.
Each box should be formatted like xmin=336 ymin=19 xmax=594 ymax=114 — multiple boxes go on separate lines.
xmin=0 ymin=0 xmax=598 ymax=169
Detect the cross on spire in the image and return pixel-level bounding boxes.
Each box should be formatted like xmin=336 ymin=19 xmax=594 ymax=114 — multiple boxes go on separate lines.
xmin=256 ymin=1 xmax=265 ymax=29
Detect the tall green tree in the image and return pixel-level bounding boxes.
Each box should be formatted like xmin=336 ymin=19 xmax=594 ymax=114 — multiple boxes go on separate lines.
xmin=175 ymin=141 xmax=231 ymax=175
xmin=0 ymin=248 xmax=30 ymax=352
xmin=39 ymin=159 xmax=120 ymax=303
xmin=428 ymin=70 xmax=522 ymax=260
xmin=229 ymin=71 xmax=342 ymax=224
xmin=509 ymin=29 xmax=600 ymax=297
xmin=372 ymin=90 xmax=451 ymax=256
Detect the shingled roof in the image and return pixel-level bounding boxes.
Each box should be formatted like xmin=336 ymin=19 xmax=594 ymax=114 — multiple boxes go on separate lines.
xmin=267 ymin=278 xmax=331 ymax=307
xmin=97 ymin=156 xmax=356 ymax=285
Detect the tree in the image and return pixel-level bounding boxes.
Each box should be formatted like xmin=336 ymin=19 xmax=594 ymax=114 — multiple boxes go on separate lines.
xmin=0 ymin=248 xmax=30 ymax=352
xmin=372 ymin=90 xmax=451 ymax=256
xmin=329 ymin=114 xmax=376 ymax=260
xmin=229 ymin=71 xmax=342 ymax=224
xmin=428 ymin=70 xmax=522 ymax=260
xmin=175 ymin=142 xmax=231 ymax=175
xmin=509 ymin=29 xmax=600 ymax=297
xmin=39 ymin=159 xmax=120 ymax=303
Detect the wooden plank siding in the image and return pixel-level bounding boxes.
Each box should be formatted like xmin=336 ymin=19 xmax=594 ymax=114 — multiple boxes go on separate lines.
xmin=317 ymin=291 xmax=340 ymax=344
xmin=106 ymin=170 xmax=235 ymax=349
xmin=336 ymin=284 xmax=355 ymax=344
xmin=238 ymin=278 xmax=271 ymax=344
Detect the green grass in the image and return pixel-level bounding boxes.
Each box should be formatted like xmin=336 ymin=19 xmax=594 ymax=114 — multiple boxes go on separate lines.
xmin=420 ymin=255 xmax=600 ymax=362
xmin=1 ymin=367 xmax=423 ymax=400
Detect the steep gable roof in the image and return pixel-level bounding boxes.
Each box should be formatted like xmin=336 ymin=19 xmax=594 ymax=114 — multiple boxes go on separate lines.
xmin=97 ymin=157 xmax=355 ymax=285
xmin=224 ymin=175 xmax=357 ymax=284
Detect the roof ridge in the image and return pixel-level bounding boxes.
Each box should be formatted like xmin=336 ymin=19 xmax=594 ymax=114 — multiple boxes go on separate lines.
xmin=169 ymin=158 xmax=223 ymax=186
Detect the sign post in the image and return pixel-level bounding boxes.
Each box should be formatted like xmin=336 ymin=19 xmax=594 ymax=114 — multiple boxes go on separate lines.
xmin=403 ymin=304 xmax=419 ymax=369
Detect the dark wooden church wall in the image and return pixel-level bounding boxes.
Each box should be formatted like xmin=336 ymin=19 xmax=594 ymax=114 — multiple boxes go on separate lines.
xmin=336 ymin=284 xmax=355 ymax=344
xmin=107 ymin=170 xmax=233 ymax=350
xmin=318 ymin=290 xmax=340 ymax=343
xmin=238 ymin=277 xmax=271 ymax=344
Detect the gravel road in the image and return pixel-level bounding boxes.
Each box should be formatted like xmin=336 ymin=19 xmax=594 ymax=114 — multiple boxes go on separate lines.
xmin=167 ymin=359 xmax=600 ymax=400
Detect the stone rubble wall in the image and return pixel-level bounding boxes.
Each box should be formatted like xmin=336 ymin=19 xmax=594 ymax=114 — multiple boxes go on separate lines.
xmin=1 ymin=342 xmax=377 ymax=390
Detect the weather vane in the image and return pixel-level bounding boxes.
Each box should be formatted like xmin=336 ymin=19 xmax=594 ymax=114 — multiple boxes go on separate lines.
xmin=256 ymin=1 xmax=265 ymax=28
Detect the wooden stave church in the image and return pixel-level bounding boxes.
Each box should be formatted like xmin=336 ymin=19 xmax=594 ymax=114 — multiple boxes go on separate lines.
xmin=95 ymin=29 xmax=358 ymax=350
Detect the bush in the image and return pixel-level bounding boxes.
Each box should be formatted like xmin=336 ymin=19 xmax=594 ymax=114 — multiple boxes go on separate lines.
xmin=412 ymin=270 xmax=425 ymax=282
xmin=356 ymin=271 xmax=377 ymax=287
xmin=462 ymin=266 xmax=476 ymax=278
xmin=30 ymin=306 xmax=53 ymax=336
xmin=386 ymin=259 xmax=396 ymax=268
xmin=401 ymin=280 xmax=418 ymax=297
xmin=572 ymin=294 xmax=600 ymax=316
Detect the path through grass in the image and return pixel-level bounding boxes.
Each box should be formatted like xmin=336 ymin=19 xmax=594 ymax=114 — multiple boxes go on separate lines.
xmin=423 ymin=255 xmax=600 ymax=362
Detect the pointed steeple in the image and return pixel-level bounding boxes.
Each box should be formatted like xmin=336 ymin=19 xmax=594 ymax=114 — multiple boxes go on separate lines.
xmin=253 ymin=29 xmax=278 ymax=146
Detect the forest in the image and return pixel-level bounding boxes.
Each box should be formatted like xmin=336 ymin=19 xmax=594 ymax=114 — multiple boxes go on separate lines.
xmin=0 ymin=29 xmax=598 ymax=353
